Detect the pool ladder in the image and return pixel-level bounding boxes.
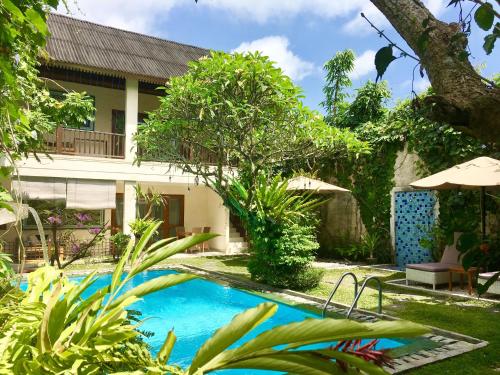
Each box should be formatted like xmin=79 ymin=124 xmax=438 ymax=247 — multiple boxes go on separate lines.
xmin=322 ymin=273 xmax=383 ymax=319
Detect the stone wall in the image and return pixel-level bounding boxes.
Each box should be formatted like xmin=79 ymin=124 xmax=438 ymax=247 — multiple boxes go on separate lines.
xmin=318 ymin=144 xmax=421 ymax=255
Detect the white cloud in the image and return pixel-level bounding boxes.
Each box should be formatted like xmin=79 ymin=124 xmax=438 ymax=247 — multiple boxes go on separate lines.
xmin=425 ymin=0 xmax=447 ymax=17
xmin=57 ymin=0 xmax=183 ymax=34
xmin=200 ymin=0 xmax=367 ymax=23
xmin=57 ymin=0 xmax=449 ymax=38
xmin=343 ymin=3 xmax=388 ymax=35
xmin=232 ymin=36 xmax=316 ymax=81
xmin=343 ymin=0 xmax=447 ymax=35
xmin=414 ymin=78 xmax=431 ymax=92
xmin=349 ymin=50 xmax=376 ymax=80
xmin=58 ymin=0 xmax=369 ymax=33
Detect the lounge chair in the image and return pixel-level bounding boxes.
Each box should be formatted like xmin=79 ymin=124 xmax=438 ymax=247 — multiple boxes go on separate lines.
xmin=406 ymin=233 xmax=461 ymax=290
xmin=478 ymin=272 xmax=500 ymax=295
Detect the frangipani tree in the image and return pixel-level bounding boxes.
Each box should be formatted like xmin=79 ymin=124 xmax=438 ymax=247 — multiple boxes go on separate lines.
xmin=136 ymin=51 xmax=368 ymax=209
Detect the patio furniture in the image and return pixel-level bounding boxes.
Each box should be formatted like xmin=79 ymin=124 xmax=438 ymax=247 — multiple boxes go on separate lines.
xmin=478 ymin=272 xmax=500 ymax=295
xmin=201 ymin=226 xmax=211 ymax=253
xmin=406 ymin=233 xmax=461 ymax=290
xmin=175 ymin=226 xmax=187 ymax=239
xmin=448 ymin=265 xmax=478 ymax=295
xmin=190 ymin=227 xmax=202 ymax=252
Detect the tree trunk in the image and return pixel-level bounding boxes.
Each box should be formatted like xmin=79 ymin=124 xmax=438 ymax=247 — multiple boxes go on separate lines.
xmin=371 ymin=0 xmax=500 ymax=143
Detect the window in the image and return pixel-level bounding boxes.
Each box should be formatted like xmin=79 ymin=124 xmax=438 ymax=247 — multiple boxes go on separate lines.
xmin=50 ymin=90 xmax=96 ymax=131
xmin=112 ymin=110 xmax=148 ymax=135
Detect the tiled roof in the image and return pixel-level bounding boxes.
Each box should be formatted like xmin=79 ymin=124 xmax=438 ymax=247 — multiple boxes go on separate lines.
xmin=45 ymin=13 xmax=209 ymax=83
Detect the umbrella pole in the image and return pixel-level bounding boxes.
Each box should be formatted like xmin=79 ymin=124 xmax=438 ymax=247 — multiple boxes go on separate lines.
xmin=480 ymin=186 xmax=486 ymax=240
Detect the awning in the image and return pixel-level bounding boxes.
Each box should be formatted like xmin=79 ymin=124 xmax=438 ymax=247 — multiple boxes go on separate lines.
xmin=11 ymin=177 xmax=66 ymax=200
xmin=66 ymin=179 xmax=116 ymax=209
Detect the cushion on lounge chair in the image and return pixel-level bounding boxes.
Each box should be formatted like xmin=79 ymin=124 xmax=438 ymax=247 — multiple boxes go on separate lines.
xmin=478 ymin=271 xmax=499 ymax=280
xmin=406 ymin=263 xmax=457 ymax=272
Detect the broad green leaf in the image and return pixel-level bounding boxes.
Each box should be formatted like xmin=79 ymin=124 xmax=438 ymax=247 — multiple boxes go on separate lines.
xmin=2 ymin=0 xmax=23 ymax=20
xmin=145 ymin=237 xmax=176 ymax=253
xmin=108 ymin=273 xmax=197 ymax=309
xmin=110 ymin=237 xmax=135 ymax=293
xmin=483 ymin=23 xmax=499 ymax=54
xmin=475 ymin=3 xmax=495 ymax=31
xmin=219 ymin=353 xmax=343 ymax=375
xmin=157 ymin=329 xmax=176 ymax=363
xmin=25 ymin=8 xmax=48 ymax=35
xmin=130 ymin=221 xmax=163 ymax=264
xmin=129 ymin=233 xmax=217 ymax=277
xmin=189 ymin=302 xmax=278 ymax=373
xmin=218 ymin=319 xmax=427 ymax=363
xmin=375 ymin=46 xmax=396 ymax=82
xmin=38 ymin=280 xmax=63 ymax=352
xmin=65 ymin=271 xmax=98 ymax=307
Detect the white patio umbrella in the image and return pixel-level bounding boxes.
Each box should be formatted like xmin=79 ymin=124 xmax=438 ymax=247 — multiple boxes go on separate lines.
xmin=410 ymin=156 xmax=500 ymax=239
xmin=286 ymin=176 xmax=349 ymax=194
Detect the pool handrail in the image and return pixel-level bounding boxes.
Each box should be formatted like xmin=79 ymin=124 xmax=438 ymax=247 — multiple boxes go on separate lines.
xmin=322 ymin=272 xmax=358 ymax=318
xmin=346 ymin=276 xmax=383 ymax=319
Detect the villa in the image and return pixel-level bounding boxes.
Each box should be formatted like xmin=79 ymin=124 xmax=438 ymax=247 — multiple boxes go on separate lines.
xmin=0 ymin=14 xmax=247 ymax=258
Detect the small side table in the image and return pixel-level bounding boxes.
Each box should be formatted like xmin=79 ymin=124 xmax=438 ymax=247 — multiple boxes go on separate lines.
xmin=448 ymin=266 xmax=478 ymax=295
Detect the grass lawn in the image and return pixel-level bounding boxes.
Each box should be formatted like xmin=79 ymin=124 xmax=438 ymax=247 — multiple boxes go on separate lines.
xmin=68 ymin=255 xmax=500 ymax=374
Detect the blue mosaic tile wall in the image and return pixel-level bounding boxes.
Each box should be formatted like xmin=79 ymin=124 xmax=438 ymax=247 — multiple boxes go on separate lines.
xmin=395 ymin=190 xmax=436 ymax=269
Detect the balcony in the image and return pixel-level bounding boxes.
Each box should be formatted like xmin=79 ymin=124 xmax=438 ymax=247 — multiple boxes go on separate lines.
xmin=44 ymin=127 xmax=125 ymax=159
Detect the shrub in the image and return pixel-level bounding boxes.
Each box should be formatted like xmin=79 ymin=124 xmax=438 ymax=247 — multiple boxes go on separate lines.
xmin=248 ymin=217 xmax=323 ymax=291
xmin=110 ymin=232 xmax=131 ymax=260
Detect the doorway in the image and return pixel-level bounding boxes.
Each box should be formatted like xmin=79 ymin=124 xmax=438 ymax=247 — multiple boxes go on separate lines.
xmin=112 ymin=193 xmax=184 ymax=238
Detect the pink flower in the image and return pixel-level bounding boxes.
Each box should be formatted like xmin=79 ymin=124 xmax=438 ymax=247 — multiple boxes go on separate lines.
xmin=71 ymin=243 xmax=80 ymax=254
xmin=75 ymin=213 xmax=92 ymax=223
xmin=89 ymin=227 xmax=102 ymax=235
xmin=47 ymin=215 xmax=62 ymax=225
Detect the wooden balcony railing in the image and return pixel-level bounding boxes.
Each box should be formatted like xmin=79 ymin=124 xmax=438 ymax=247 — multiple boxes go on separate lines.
xmin=138 ymin=142 xmax=219 ymax=165
xmin=44 ymin=127 xmax=125 ymax=159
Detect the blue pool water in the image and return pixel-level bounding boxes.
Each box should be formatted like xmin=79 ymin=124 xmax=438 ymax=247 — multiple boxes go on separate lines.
xmin=23 ymin=269 xmax=406 ymax=373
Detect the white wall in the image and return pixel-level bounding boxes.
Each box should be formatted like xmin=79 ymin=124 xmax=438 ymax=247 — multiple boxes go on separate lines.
xmin=138 ymin=182 xmax=229 ymax=251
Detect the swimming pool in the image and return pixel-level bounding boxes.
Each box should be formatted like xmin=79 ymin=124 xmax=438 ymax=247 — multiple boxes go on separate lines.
xmin=45 ymin=268 xmax=410 ymax=374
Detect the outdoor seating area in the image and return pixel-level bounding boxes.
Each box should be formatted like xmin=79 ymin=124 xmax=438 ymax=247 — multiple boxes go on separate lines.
xmin=176 ymin=226 xmax=212 ymax=252
xmin=405 ymin=233 xmax=462 ymax=291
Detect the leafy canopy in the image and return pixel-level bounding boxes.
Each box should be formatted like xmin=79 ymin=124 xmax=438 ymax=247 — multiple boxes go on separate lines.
xmin=137 ymin=51 xmax=367 ymax=205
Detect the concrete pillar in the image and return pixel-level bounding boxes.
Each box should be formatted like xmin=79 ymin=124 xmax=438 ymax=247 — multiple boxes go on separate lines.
xmin=125 ymin=78 xmax=138 ymax=161
xmin=123 ymin=181 xmax=137 ymax=235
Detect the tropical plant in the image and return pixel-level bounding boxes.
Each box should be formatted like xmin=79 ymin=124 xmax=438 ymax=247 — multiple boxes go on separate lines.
xmin=129 ymin=217 xmax=159 ymax=240
xmin=0 ymin=221 xmax=429 ymax=374
xmin=110 ymin=231 xmax=131 ymax=260
xmin=457 ymin=232 xmax=500 ymax=295
xmin=0 ymin=0 xmax=95 ymax=276
xmin=321 ymin=49 xmax=355 ymax=124
xmin=227 ymin=173 xmax=327 ymax=289
xmin=0 ymin=252 xmax=14 ymax=279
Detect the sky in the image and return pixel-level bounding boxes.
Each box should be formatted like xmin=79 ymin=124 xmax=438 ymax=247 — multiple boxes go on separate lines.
xmin=58 ymin=0 xmax=499 ymax=112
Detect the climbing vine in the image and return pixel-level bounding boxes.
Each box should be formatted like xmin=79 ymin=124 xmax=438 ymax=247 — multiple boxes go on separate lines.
xmin=320 ymin=59 xmax=498 ymax=261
